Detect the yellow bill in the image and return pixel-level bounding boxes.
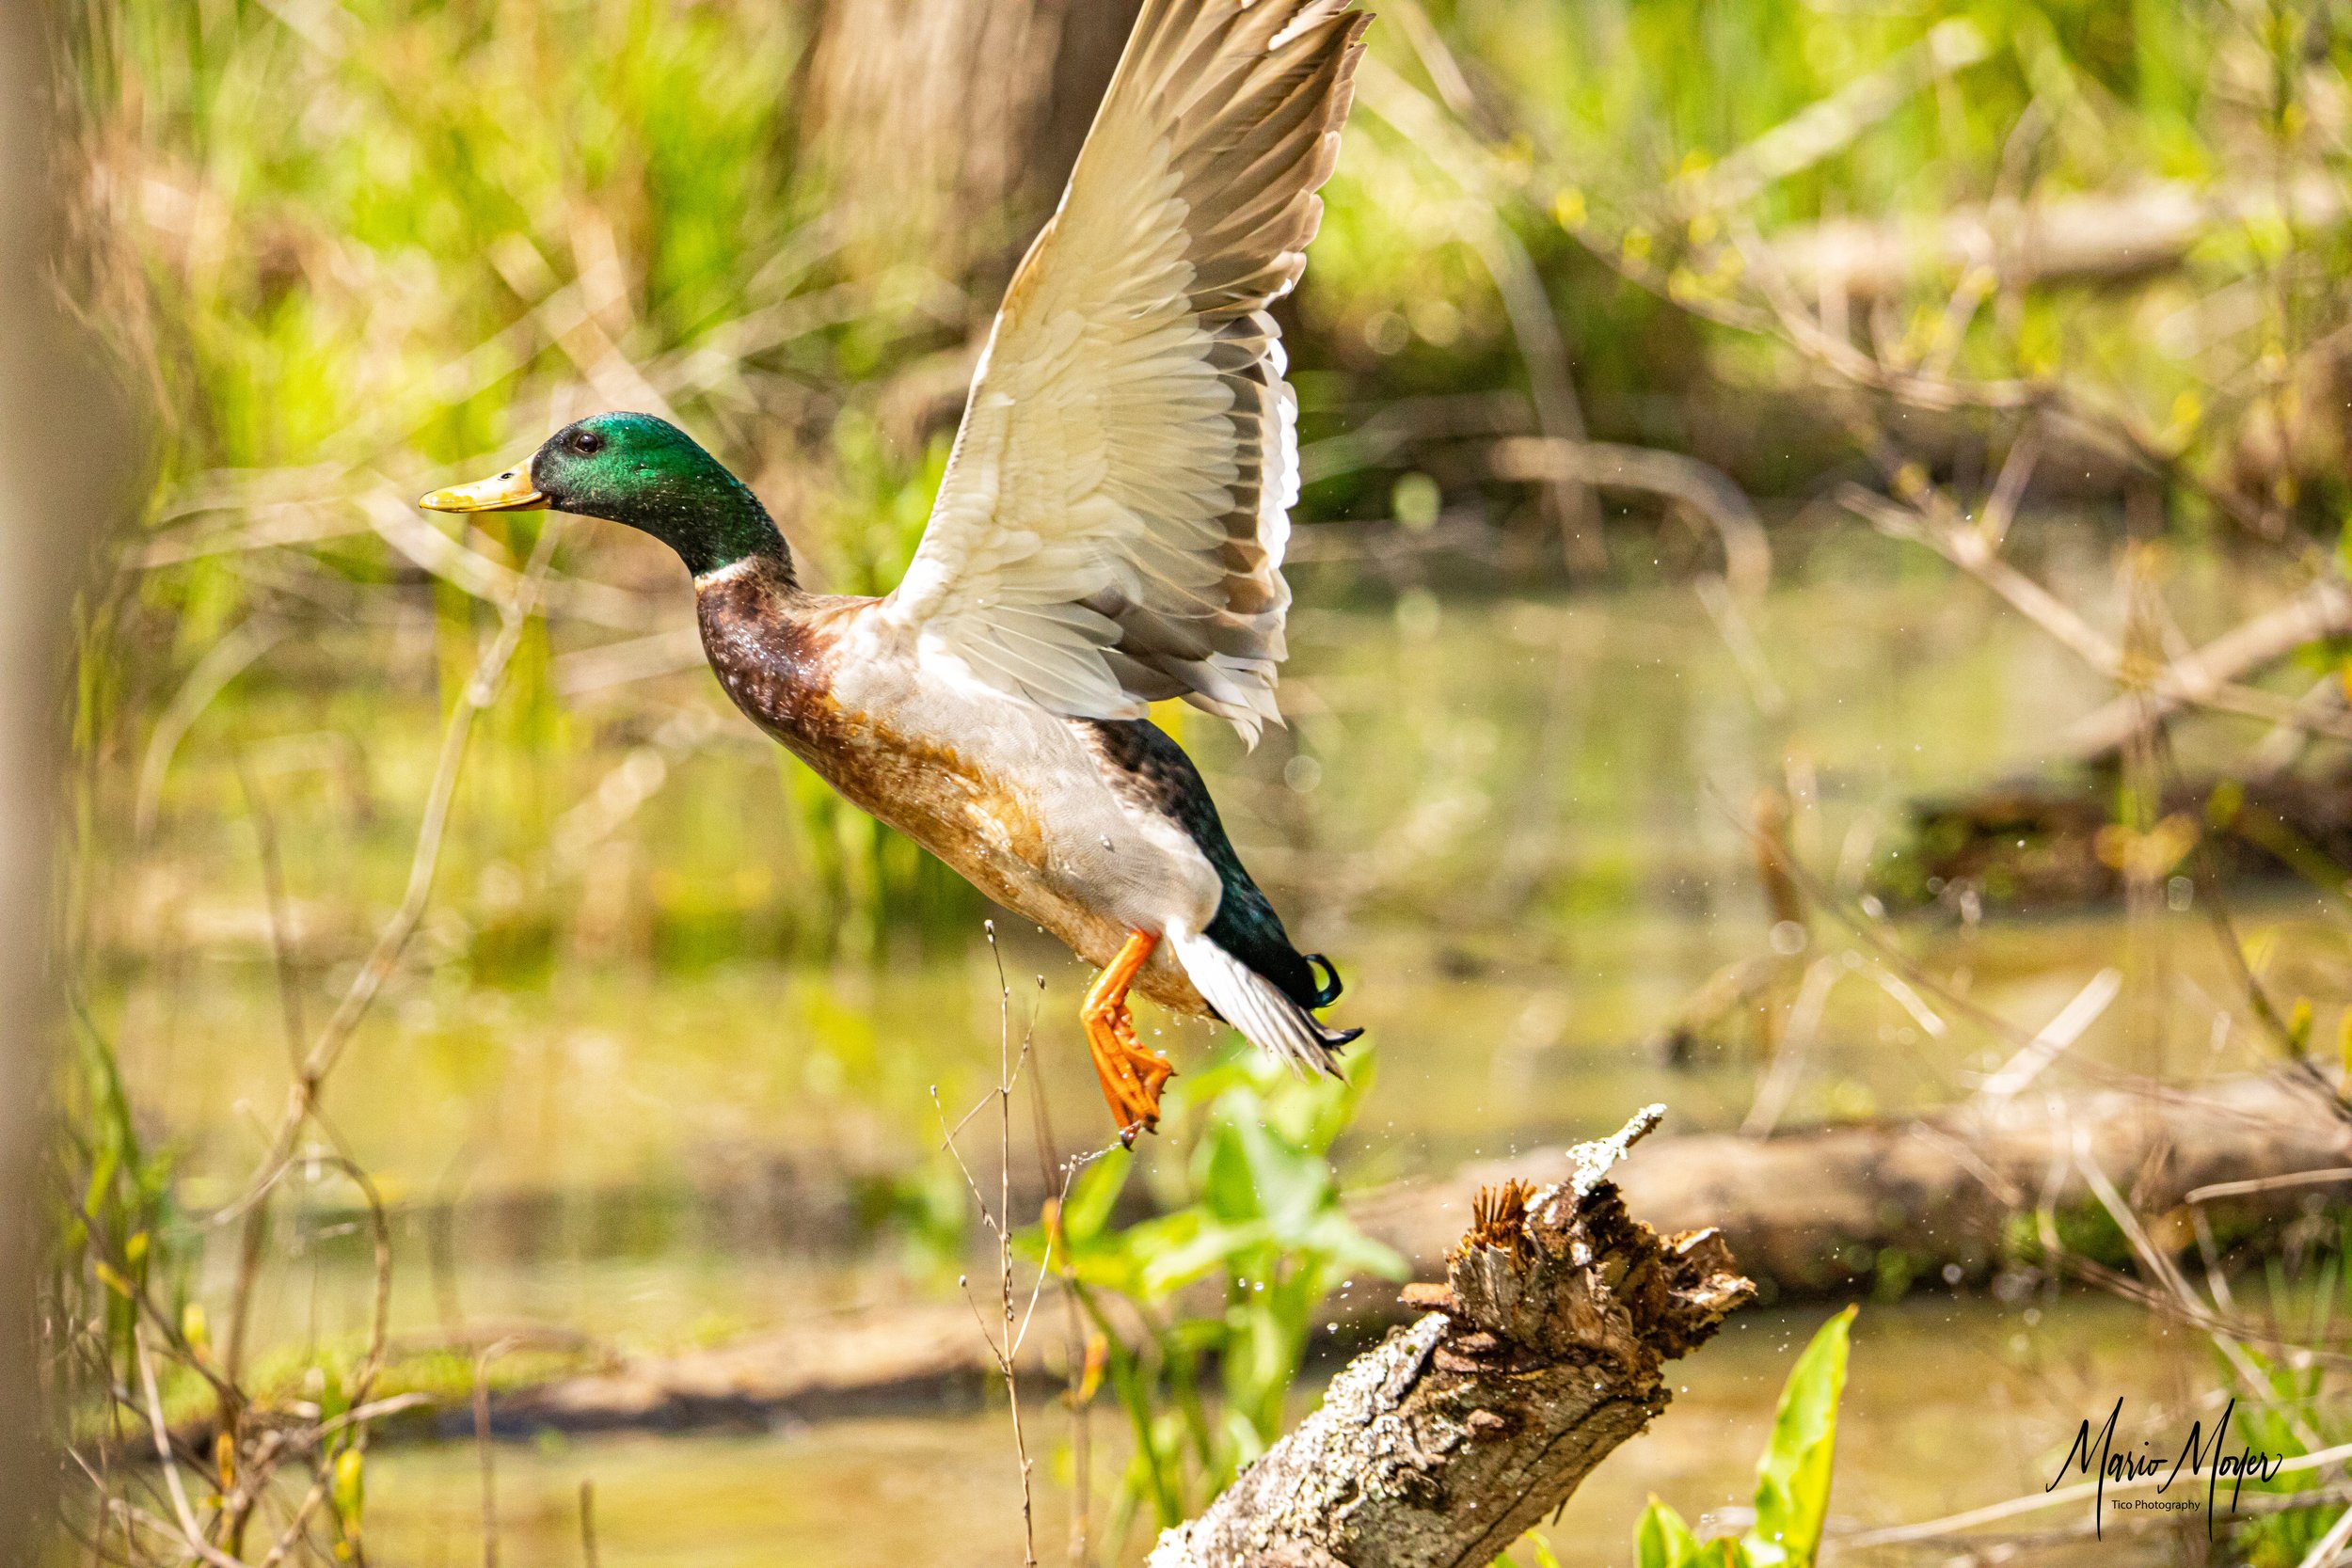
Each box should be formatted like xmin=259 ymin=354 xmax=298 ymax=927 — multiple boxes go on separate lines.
xmin=418 ymin=467 xmax=548 ymax=514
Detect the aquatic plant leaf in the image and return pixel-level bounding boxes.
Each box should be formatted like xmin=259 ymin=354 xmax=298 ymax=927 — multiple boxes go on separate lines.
xmin=1138 ymin=1215 xmax=1274 ymax=1297
xmin=1060 ymin=1147 xmax=1133 ymax=1246
xmin=1743 ymin=1305 xmax=1856 ymax=1568
xmin=1635 ymin=1497 xmax=1707 ymax=1568
xmin=1295 ymin=1209 xmax=1406 ymax=1282
xmin=1202 ymin=1106 xmax=1328 ymax=1234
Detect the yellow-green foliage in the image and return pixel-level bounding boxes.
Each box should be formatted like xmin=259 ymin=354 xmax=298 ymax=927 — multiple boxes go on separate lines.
xmin=67 ymin=0 xmax=808 ymax=471
xmin=1634 ymin=1306 xmax=1856 ymax=1568
xmin=1025 ymin=1043 xmax=1406 ymax=1542
xmin=61 ymin=0 xmax=1005 ymax=958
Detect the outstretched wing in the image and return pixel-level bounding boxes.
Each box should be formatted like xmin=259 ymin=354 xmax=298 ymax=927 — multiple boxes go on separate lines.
xmin=882 ymin=0 xmax=1368 ymax=745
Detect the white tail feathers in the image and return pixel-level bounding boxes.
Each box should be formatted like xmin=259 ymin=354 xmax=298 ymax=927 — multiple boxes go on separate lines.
xmin=1173 ymin=931 xmax=1356 ymax=1076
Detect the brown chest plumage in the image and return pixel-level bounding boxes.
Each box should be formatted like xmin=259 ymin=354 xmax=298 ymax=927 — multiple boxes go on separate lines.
xmin=693 ymin=565 xmax=1058 ymax=915
xmin=693 ymin=565 xmax=845 ymax=752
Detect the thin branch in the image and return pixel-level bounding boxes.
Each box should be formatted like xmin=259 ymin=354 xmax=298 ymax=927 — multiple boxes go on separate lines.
xmin=1839 ymin=481 xmax=2117 ymax=669
xmin=224 ymin=518 xmax=564 ymax=1386
xmin=1355 ymin=57 xmax=1606 ymax=570
xmin=1843 ymin=482 xmax=2352 ymax=745
xmin=1975 ymin=968 xmax=2122 ymax=1102
xmin=2075 ymin=1132 xmax=2326 ymax=1453
xmin=2187 ymin=1167 xmax=2352 ymax=1204
xmin=2062 ymin=575 xmax=2352 ymax=755
xmin=132 ymin=1326 xmax=244 ymax=1568
xmin=134 ymin=615 xmax=286 ymax=839
xmin=1489 ymin=437 xmax=1772 ymax=600
xmin=2304 ymin=1504 xmax=2352 ymax=1568
xmin=1739 ymin=954 xmax=1838 ymax=1137
xmin=472 ymin=1338 xmax=520 ymax=1568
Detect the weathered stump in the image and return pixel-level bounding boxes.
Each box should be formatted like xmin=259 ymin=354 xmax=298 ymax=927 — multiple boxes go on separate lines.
xmin=1150 ymin=1108 xmax=1754 ymax=1568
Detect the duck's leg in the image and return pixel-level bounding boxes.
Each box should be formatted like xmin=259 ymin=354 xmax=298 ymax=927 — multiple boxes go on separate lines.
xmin=1082 ymin=930 xmax=1172 ymax=1147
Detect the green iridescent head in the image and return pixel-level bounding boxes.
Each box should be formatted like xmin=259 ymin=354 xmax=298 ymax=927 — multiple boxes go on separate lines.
xmin=421 ymin=411 xmax=785 ymax=579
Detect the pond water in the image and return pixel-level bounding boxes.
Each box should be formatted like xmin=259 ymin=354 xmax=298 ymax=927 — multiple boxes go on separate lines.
xmin=98 ymin=531 xmax=2352 ymax=1557
xmin=120 ymin=531 xmax=2339 ymax=1196
xmin=354 ymin=1291 xmax=2201 ymax=1567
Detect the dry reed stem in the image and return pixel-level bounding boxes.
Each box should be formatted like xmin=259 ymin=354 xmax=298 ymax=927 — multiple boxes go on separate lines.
xmin=930 ymin=921 xmax=1077 ymax=1568
xmin=222 ymin=517 xmax=564 ymax=1379
xmin=71 ymin=516 xmax=576 ymax=1566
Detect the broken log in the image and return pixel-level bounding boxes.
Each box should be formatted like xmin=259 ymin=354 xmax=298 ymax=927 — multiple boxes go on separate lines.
xmin=1149 ymin=1108 xmax=1754 ymax=1568
xmin=1357 ymin=1073 xmax=2351 ymax=1300
xmin=1869 ymin=767 xmax=2352 ymax=911
xmin=475 ymin=1299 xmax=1034 ymax=1433
xmin=1769 ymin=169 xmax=2348 ymax=301
xmin=206 ymin=1073 xmax=2347 ymax=1445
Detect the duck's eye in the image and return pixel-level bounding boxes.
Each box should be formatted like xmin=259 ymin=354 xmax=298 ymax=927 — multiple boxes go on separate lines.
xmin=571 ymin=431 xmax=604 ymax=456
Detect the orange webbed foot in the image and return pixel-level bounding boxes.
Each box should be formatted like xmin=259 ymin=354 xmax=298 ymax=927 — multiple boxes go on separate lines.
xmin=1082 ymin=930 xmax=1170 ymax=1145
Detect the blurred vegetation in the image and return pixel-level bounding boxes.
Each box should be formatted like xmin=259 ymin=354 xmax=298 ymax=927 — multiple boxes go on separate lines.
xmin=38 ymin=0 xmax=2352 ymax=1561
xmin=51 ymin=0 xmax=2352 ymax=988
xmin=1026 ymin=1044 xmax=1403 ymax=1549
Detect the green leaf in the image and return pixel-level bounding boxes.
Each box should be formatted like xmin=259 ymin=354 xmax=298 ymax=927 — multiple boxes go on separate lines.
xmin=1059 ymin=1148 xmax=1132 ymax=1245
xmin=1295 ymin=1210 xmax=1407 ymax=1281
xmin=1207 ymin=1112 xmax=1327 ymax=1235
xmin=1138 ymin=1215 xmax=1272 ymax=1297
xmin=1197 ymin=1116 xmax=1265 ymax=1225
xmin=1636 ymin=1498 xmax=1706 ymax=1568
xmin=1301 ymin=1048 xmax=1376 ymax=1152
xmin=1744 ymin=1306 xmax=1856 ymax=1568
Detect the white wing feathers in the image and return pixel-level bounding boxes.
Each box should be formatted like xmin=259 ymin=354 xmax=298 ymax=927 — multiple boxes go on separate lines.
xmin=884 ymin=0 xmax=1368 ymax=745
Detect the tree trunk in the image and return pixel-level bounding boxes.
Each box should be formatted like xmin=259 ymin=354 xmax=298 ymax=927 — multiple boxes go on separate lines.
xmin=802 ymin=0 xmax=1143 ymax=278
xmin=0 ymin=5 xmax=127 ymax=1557
xmin=1150 ymin=1108 xmax=1754 ymax=1568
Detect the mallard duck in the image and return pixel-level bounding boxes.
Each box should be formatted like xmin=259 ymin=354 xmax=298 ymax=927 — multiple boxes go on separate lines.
xmin=423 ymin=0 xmax=1368 ymax=1142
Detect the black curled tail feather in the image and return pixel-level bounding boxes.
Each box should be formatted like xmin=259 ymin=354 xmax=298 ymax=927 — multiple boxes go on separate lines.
xmin=1079 ymin=719 xmax=1357 ymax=1056
xmin=1177 ymin=932 xmax=1359 ymax=1078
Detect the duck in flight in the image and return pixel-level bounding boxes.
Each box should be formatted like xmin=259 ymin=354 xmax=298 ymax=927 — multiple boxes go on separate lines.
xmin=424 ymin=0 xmax=1369 ymax=1143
